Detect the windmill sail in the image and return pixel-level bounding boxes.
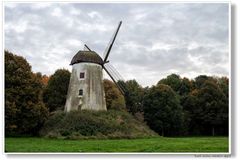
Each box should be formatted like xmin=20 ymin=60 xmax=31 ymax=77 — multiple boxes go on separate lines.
xmin=103 ymin=21 xmax=122 ymax=63
xmin=103 ymin=63 xmax=127 ymax=95
xmin=106 ymin=63 xmax=127 ymax=92
xmin=84 ymin=44 xmax=91 ymax=51
xmin=101 ymin=21 xmax=127 ymax=95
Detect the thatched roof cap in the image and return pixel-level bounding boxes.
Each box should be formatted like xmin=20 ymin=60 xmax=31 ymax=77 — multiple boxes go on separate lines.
xmin=70 ymin=51 xmax=103 ymax=65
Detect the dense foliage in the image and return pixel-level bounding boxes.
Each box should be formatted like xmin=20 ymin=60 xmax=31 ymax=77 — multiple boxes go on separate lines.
xmin=43 ymin=69 xmax=70 ymax=112
xmin=157 ymin=74 xmax=229 ymax=136
xmin=158 ymin=74 xmax=182 ymax=93
xmin=181 ymin=76 xmax=228 ymax=136
xmin=124 ymin=80 xmax=144 ymax=114
xmin=103 ymin=79 xmax=126 ymax=110
xmin=5 ymin=51 xmax=229 ymax=137
xmin=40 ymin=110 xmax=157 ymax=139
xmin=5 ymin=51 xmax=48 ymax=136
xmin=143 ymin=84 xmax=184 ymax=136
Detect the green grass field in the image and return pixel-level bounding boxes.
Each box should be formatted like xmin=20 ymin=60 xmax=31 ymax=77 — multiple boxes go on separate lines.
xmin=5 ymin=137 xmax=228 ymax=153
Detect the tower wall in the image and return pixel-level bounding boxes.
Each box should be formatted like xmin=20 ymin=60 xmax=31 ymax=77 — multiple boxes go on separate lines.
xmin=65 ymin=63 xmax=107 ymax=112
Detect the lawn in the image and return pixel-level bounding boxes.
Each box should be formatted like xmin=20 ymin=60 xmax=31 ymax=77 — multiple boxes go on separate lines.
xmin=5 ymin=137 xmax=229 ymax=153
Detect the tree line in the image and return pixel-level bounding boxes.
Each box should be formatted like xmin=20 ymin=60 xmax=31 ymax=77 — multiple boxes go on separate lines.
xmin=123 ymin=74 xmax=228 ymax=136
xmin=5 ymin=50 xmax=229 ymax=137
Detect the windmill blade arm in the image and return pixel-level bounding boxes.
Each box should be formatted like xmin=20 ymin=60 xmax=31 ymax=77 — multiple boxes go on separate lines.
xmin=103 ymin=66 xmax=125 ymax=96
xmin=84 ymin=44 xmax=92 ymax=51
xmin=103 ymin=21 xmax=122 ymax=62
xmin=107 ymin=63 xmax=125 ymax=81
xmin=104 ymin=63 xmax=128 ymax=93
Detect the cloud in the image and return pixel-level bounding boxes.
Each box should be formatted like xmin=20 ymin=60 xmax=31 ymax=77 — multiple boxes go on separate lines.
xmin=51 ymin=7 xmax=62 ymax=17
xmin=4 ymin=3 xmax=229 ymax=87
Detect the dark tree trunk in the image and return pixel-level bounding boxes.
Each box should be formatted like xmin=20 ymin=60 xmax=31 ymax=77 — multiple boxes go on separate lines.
xmin=212 ymin=127 xmax=215 ymax=136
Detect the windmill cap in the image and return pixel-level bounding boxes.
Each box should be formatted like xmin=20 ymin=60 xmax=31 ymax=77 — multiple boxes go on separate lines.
xmin=70 ymin=50 xmax=104 ymax=65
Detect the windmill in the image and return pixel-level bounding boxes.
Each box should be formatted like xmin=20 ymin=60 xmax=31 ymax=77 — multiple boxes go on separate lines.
xmin=65 ymin=21 xmax=127 ymax=112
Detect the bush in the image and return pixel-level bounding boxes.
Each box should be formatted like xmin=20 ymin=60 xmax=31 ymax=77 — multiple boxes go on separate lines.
xmin=40 ymin=110 xmax=157 ymax=139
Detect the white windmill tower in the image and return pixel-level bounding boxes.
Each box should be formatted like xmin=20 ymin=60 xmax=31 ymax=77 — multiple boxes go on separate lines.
xmin=65 ymin=21 xmax=127 ymax=112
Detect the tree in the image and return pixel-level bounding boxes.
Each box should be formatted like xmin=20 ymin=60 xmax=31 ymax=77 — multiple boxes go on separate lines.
xmin=158 ymin=74 xmax=193 ymax=96
xmin=5 ymin=50 xmax=48 ymax=136
xmin=41 ymin=74 xmax=50 ymax=87
xmin=124 ymin=80 xmax=144 ymax=114
xmin=179 ymin=77 xmax=193 ymax=95
xmin=181 ymin=90 xmax=203 ymax=135
xmin=216 ymin=77 xmax=229 ymax=98
xmin=157 ymin=74 xmax=182 ymax=93
xmin=194 ymin=75 xmax=216 ymax=89
xmin=182 ymin=77 xmax=228 ymax=136
xmin=103 ymin=79 xmax=126 ymax=110
xmin=194 ymin=80 xmax=228 ymax=136
xmin=143 ymin=84 xmax=184 ymax=136
xmin=43 ymin=69 xmax=70 ymax=112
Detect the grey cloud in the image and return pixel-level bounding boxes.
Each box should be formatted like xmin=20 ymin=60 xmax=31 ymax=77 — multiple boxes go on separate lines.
xmin=4 ymin=3 xmax=229 ymax=87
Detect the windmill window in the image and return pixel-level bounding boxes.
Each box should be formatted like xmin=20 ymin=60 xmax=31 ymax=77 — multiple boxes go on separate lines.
xmin=79 ymin=89 xmax=83 ymax=96
xmin=80 ymin=72 xmax=85 ymax=79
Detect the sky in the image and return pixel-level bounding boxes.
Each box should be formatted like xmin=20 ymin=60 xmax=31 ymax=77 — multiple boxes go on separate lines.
xmin=4 ymin=3 xmax=229 ymax=87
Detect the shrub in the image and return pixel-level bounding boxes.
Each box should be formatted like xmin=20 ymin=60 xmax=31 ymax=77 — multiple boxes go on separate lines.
xmin=40 ymin=110 xmax=157 ymax=139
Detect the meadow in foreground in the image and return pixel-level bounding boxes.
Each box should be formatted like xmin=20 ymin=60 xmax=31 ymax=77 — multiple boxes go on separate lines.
xmin=5 ymin=137 xmax=228 ymax=153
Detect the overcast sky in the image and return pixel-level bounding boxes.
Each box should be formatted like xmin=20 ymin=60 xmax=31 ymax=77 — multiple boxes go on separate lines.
xmin=4 ymin=3 xmax=229 ymax=87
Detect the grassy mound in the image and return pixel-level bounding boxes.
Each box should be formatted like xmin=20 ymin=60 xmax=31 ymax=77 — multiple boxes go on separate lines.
xmin=40 ymin=110 xmax=157 ymax=139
